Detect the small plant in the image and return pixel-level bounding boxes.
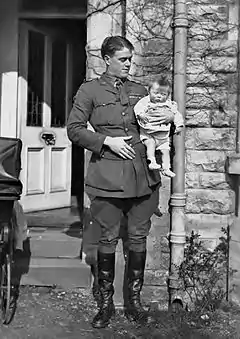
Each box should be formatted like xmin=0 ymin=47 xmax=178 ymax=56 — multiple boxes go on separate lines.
xmin=178 ymin=227 xmax=230 ymax=314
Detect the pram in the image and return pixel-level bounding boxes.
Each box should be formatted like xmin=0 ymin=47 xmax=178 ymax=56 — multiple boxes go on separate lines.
xmin=0 ymin=137 xmax=22 ymax=324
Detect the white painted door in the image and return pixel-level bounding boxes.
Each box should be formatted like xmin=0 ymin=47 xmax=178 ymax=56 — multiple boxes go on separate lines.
xmin=18 ymin=21 xmax=72 ymax=212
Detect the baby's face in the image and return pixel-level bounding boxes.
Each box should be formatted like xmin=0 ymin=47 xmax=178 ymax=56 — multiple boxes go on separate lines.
xmin=149 ymin=83 xmax=169 ymax=103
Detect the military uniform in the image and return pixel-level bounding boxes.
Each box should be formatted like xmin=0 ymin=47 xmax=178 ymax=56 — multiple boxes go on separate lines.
xmin=67 ymin=72 xmax=161 ymax=328
xmin=67 ymin=73 xmax=161 ymax=253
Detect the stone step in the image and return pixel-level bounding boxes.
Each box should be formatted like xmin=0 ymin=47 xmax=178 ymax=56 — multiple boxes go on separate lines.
xmin=28 ymin=228 xmax=82 ymax=259
xmin=18 ymin=257 xmax=91 ymax=289
xmin=15 ymin=226 xmax=91 ymax=289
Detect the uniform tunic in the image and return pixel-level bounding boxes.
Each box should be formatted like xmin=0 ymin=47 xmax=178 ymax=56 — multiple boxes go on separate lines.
xmin=67 ymin=73 xmax=161 ymax=198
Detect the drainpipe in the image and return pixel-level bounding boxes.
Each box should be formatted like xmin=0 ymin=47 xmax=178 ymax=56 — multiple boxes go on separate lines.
xmin=121 ymin=0 xmax=127 ymax=37
xmin=236 ymin=0 xmax=240 ymax=215
xmin=168 ymin=0 xmax=188 ymax=305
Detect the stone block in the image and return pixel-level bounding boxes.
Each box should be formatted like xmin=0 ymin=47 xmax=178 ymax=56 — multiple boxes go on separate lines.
xmin=189 ymin=21 xmax=228 ymax=40
xmin=205 ymin=56 xmax=237 ymax=73
xmin=187 ymin=86 xmax=237 ymax=110
xmin=186 ymin=87 xmax=215 ymax=108
xmin=143 ymin=39 xmax=172 ymax=55
xmin=186 ymin=172 xmax=231 ymax=189
xmin=188 ymin=4 xmax=228 ymax=21
xmin=211 ymin=109 xmax=237 ymax=127
xmin=187 ymin=71 xmax=226 ymax=87
xmin=185 ymin=129 xmax=195 ymax=149
xmin=226 ymin=153 xmax=240 ymax=175
xmin=186 ymin=213 xmax=234 ymax=236
xmin=209 ymin=40 xmax=238 ymax=57
xmin=147 ymin=215 xmax=170 ymax=270
xmin=186 ymin=188 xmax=235 ymax=214
xmin=186 ymin=150 xmax=228 ymax=172
xmin=144 ymin=269 xmax=167 ymax=287
xmin=194 ymin=128 xmax=236 ymax=150
xmin=185 ymin=109 xmax=211 ymax=127
xmin=187 ymin=39 xmax=237 ymax=58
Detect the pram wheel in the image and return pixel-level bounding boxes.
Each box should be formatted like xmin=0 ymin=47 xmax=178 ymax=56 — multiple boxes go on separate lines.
xmin=0 ymin=221 xmax=16 ymax=325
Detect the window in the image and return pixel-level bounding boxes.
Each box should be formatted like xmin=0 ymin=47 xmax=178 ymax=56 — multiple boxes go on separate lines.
xmin=51 ymin=40 xmax=67 ymax=127
xmin=27 ymin=30 xmax=45 ymax=127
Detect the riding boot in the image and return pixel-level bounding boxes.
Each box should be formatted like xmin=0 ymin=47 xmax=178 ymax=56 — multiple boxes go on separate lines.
xmin=92 ymin=252 xmax=115 ymax=329
xmin=125 ymin=250 xmax=154 ymax=324
xmin=91 ymin=263 xmax=102 ymax=309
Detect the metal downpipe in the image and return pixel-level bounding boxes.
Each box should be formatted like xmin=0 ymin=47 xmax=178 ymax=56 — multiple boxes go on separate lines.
xmin=168 ymin=0 xmax=188 ymax=306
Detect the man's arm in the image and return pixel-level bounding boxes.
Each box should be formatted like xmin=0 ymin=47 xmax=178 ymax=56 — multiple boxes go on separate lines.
xmin=67 ymin=82 xmax=106 ymax=155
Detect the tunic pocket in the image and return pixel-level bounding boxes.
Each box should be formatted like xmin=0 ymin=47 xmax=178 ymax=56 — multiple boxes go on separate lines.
xmin=128 ymin=94 xmax=144 ymax=107
xmin=85 ymin=155 xmax=124 ymax=191
xmin=91 ymin=98 xmax=117 ymax=126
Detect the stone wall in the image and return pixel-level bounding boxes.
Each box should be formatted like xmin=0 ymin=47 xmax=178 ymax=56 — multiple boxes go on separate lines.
xmin=185 ymin=0 xmax=238 ymax=239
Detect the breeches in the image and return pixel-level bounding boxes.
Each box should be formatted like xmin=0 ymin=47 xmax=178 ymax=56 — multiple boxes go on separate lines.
xmin=89 ymin=187 xmax=159 ymax=253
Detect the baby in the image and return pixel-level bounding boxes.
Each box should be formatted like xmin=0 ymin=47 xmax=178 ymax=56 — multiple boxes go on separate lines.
xmin=134 ymin=76 xmax=184 ymax=178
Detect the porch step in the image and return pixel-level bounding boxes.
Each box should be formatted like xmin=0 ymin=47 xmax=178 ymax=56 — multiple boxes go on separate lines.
xmin=19 ymin=257 xmax=91 ymax=289
xmin=17 ymin=226 xmax=91 ymax=289
xmin=28 ymin=227 xmax=82 ymax=258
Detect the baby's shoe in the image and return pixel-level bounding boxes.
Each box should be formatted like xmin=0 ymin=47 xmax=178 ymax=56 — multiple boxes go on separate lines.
xmin=162 ymin=169 xmax=176 ymax=178
xmin=147 ymin=158 xmax=161 ymax=170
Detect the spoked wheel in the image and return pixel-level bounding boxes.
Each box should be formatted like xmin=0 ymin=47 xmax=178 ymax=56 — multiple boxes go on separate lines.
xmin=0 ymin=222 xmax=17 ymax=325
xmin=0 ymin=253 xmax=12 ymax=324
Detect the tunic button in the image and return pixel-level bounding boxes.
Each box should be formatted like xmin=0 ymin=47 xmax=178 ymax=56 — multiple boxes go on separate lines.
xmin=125 ymin=128 xmax=129 ymax=132
xmin=122 ymin=112 xmax=126 ymax=116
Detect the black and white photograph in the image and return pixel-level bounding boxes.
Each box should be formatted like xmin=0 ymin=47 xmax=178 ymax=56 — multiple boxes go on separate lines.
xmin=0 ymin=0 xmax=239 ymax=338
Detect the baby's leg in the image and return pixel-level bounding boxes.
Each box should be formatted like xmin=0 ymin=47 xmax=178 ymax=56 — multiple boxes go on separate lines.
xmin=161 ymin=149 xmax=175 ymax=178
xmin=143 ymin=137 xmax=161 ymax=170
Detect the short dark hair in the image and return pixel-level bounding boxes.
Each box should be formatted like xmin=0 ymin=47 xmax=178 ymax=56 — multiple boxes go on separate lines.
xmin=101 ymin=36 xmax=134 ymax=59
xmin=148 ymin=75 xmax=171 ymax=90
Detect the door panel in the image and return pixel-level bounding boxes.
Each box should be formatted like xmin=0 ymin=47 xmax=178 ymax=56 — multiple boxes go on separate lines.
xmin=18 ymin=21 xmax=72 ymax=212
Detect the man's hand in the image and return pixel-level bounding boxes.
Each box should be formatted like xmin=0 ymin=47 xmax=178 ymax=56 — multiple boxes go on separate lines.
xmin=148 ymin=107 xmax=174 ymax=126
xmin=104 ymin=136 xmax=135 ymax=159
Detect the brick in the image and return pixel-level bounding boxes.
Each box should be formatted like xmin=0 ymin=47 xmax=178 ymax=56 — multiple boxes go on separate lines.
xmin=186 ymin=188 xmax=235 ymax=214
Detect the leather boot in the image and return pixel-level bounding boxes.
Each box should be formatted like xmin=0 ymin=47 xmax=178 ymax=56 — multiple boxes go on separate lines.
xmin=125 ymin=250 xmax=154 ymax=324
xmin=91 ymin=263 xmax=102 ymax=309
xmin=92 ymin=252 xmax=115 ymax=328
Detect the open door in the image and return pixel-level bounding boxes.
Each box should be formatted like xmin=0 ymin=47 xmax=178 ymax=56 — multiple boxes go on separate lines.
xmin=18 ymin=21 xmax=72 ymax=212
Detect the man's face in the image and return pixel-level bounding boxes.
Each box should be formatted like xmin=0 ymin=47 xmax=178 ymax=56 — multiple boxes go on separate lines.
xmin=104 ymin=47 xmax=132 ymax=79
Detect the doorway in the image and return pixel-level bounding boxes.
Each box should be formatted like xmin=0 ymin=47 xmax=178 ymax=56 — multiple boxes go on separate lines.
xmin=17 ymin=19 xmax=86 ymax=212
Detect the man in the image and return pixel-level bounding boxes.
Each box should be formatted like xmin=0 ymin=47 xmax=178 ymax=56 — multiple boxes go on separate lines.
xmin=67 ymin=36 xmax=174 ymax=329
